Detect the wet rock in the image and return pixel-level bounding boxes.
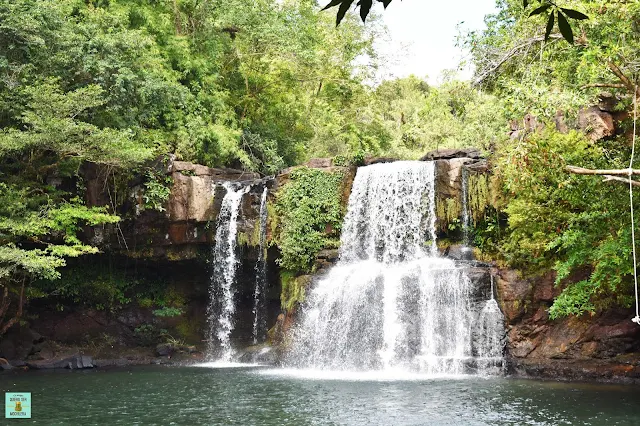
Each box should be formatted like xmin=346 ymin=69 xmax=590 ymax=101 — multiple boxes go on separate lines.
xmin=156 ymin=343 xmax=173 ymax=357
xmin=155 ymin=342 xmax=197 ymax=357
xmin=236 ymin=345 xmax=279 ymax=365
xmin=445 ymin=244 xmax=474 ymax=261
xmin=507 ymin=357 xmax=640 ymax=384
xmin=27 ymin=355 xmax=94 ymax=370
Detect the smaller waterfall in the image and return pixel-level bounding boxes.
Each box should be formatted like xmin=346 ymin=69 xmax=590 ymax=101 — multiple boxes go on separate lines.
xmin=474 ymin=274 xmax=505 ymax=374
xmin=252 ymin=186 xmax=269 ymax=344
xmin=207 ymin=183 xmax=249 ymax=361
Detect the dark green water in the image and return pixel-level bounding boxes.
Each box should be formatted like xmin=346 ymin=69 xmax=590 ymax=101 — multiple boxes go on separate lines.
xmin=1 ymin=365 xmax=639 ymax=425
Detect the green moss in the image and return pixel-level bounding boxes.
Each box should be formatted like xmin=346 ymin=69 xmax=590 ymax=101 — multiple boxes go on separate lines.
xmin=165 ymin=246 xmax=198 ymax=261
xmin=436 ymin=197 xmax=462 ymax=230
xmin=435 ymin=170 xmax=492 ymax=233
xmin=467 ymin=172 xmax=490 ymax=224
xmin=280 ymin=270 xmax=311 ymax=311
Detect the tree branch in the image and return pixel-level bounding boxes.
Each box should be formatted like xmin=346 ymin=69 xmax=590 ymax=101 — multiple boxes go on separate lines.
xmin=608 ymin=62 xmax=640 ymax=98
xmin=473 ymin=34 xmax=563 ymax=86
xmin=0 ymin=279 xmax=25 ymax=336
xmin=602 ymin=175 xmax=640 ymax=187
xmin=565 ymin=165 xmax=640 ymax=176
xmin=0 ymin=286 xmax=9 ymax=319
xmin=581 ymin=83 xmax=627 ymax=89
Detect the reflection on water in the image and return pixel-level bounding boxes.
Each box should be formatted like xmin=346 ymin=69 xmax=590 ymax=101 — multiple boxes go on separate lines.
xmin=1 ymin=366 xmax=639 ymax=425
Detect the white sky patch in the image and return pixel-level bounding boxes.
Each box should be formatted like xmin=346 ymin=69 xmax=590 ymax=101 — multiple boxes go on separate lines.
xmin=371 ymin=0 xmax=498 ymax=84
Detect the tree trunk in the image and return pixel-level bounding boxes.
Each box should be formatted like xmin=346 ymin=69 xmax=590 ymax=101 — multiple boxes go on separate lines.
xmin=0 ymin=279 xmax=25 ymax=336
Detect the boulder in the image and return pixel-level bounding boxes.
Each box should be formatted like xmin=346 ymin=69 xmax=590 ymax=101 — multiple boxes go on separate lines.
xmin=304 ymin=158 xmax=333 ymax=168
xmin=0 ymin=326 xmax=44 ymax=360
xmin=156 ymin=343 xmax=173 ymax=357
xmin=578 ymin=106 xmax=615 ymax=141
xmin=363 ymin=157 xmax=398 ymax=166
xmin=421 ymin=148 xmax=482 ymax=161
xmin=444 ymin=244 xmax=474 ymax=261
xmin=597 ymin=92 xmax=619 ymax=113
xmin=168 ymin=173 xmax=217 ymax=222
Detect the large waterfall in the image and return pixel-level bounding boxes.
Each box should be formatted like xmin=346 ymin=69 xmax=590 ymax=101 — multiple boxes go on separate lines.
xmin=207 ymin=183 xmax=249 ymax=361
xmin=288 ymin=161 xmax=504 ymax=375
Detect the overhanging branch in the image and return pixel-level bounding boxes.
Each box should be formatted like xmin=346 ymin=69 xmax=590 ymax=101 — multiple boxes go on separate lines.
xmin=602 ymin=175 xmax=640 ymax=187
xmin=565 ymin=165 xmax=640 ymax=176
xmin=473 ymin=34 xmax=562 ymax=86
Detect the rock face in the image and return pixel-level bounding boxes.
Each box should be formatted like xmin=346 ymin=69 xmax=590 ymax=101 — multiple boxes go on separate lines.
xmin=495 ymin=268 xmax=640 ymax=382
xmin=421 ymin=148 xmax=491 ymax=233
xmin=84 ymin=157 xmax=269 ymax=260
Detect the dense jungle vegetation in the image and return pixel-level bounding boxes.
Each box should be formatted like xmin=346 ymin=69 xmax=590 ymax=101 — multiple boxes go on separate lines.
xmin=1 ymin=0 xmax=639 ymax=333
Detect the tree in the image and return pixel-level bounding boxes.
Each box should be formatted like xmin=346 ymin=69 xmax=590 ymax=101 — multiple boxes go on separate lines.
xmin=0 ymin=82 xmax=150 ymax=335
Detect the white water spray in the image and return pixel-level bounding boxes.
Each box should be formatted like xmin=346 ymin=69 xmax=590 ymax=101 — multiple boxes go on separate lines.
xmin=207 ymin=183 xmax=249 ymax=361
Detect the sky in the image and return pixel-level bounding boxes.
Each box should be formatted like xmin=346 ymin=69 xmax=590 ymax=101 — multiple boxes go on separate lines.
xmin=372 ymin=0 xmax=498 ymax=84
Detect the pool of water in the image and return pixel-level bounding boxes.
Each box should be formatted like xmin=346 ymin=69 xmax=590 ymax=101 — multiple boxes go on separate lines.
xmin=2 ymin=365 xmax=639 ymax=425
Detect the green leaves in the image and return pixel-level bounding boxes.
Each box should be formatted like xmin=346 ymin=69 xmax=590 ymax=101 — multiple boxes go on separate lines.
xmin=556 ymin=10 xmax=573 ymax=44
xmin=561 ymin=8 xmax=588 ymax=20
xmin=544 ymin=11 xmax=555 ymax=41
xmin=525 ymin=1 xmax=588 ymax=44
xmin=529 ymin=4 xmax=551 ymax=17
xmin=324 ymin=0 xmax=395 ymax=24
xmin=496 ymin=128 xmax=637 ymax=318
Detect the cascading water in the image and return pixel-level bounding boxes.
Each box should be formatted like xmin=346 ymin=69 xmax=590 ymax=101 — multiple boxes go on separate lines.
xmin=288 ymin=161 xmax=504 ymax=375
xmin=207 ymin=183 xmax=249 ymax=361
xmin=474 ymin=274 xmax=506 ymax=373
xmin=252 ymin=186 xmax=269 ymax=344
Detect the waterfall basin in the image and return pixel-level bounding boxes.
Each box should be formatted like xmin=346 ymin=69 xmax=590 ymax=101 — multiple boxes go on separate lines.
xmin=4 ymin=365 xmax=640 ymax=425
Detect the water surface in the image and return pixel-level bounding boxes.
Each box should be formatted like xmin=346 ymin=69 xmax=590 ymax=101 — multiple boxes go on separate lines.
xmin=2 ymin=366 xmax=639 ymax=425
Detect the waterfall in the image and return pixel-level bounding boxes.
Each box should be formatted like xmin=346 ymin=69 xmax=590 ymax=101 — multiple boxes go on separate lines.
xmin=207 ymin=183 xmax=249 ymax=361
xmin=252 ymin=186 xmax=269 ymax=344
xmin=474 ymin=274 xmax=505 ymax=373
xmin=288 ymin=161 xmax=504 ymax=375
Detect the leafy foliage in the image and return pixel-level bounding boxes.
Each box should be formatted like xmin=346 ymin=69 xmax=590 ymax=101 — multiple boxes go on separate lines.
xmin=273 ymin=168 xmax=346 ymax=273
xmin=142 ymin=170 xmax=173 ymax=213
xmin=494 ymin=129 xmax=636 ymax=318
